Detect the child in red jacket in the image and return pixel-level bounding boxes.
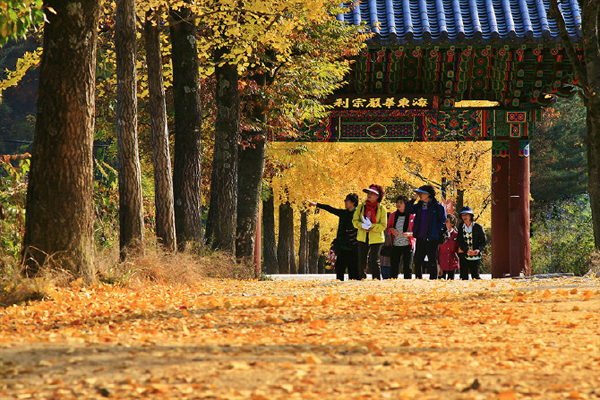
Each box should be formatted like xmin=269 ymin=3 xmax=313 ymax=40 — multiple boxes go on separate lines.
xmin=438 ymin=214 xmax=459 ymax=280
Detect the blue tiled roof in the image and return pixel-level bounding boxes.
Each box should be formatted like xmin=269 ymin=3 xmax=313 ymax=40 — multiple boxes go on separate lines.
xmin=337 ymin=0 xmax=582 ymax=44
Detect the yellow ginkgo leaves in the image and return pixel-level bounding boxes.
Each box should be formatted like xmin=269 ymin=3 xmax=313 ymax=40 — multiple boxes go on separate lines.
xmin=0 ymin=277 xmax=599 ymax=399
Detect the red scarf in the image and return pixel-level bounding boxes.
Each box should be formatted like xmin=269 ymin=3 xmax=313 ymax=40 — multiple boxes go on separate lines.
xmin=363 ymin=201 xmax=378 ymax=223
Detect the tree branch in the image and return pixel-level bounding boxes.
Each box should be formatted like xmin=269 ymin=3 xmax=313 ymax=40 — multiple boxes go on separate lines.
xmin=402 ymin=164 xmax=442 ymax=189
xmin=167 ymin=8 xmax=283 ymax=29
xmin=473 ymin=193 xmax=491 ymax=222
xmin=168 ymin=9 xmax=227 ymax=28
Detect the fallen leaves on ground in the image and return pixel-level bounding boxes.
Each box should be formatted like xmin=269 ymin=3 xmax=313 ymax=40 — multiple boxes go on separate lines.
xmin=1 ymin=277 xmax=599 ymax=399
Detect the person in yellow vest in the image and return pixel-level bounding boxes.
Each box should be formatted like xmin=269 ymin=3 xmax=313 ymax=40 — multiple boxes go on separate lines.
xmin=353 ymin=184 xmax=387 ymax=280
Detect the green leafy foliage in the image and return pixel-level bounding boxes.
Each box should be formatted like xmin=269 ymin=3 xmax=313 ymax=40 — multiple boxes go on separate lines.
xmin=0 ymin=152 xmax=146 ymax=264
xmin=530 ymin=195 xmax=594 ymax=276
xmin=0 ymin=1 xmax=44 ymax=46
xmin=530 ymin=97 xmax=587 ymax=206
xmin=0 ymin=154 xmax=29 ymax=260
xmin=93 ymin=155 xmax=119 ymax=249
xmin=383 ymin=177 xmax=415 ymax=208
xmin=263 ymin=18 xmax=368 ymax=133
xmin=0 ymin=37 xmax=39 ymax=152
xmin=92 ymin=151 xmax=158 ymax=251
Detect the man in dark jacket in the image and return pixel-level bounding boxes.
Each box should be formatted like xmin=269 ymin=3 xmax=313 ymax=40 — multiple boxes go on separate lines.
xmin=457 ymin=206 xmax=487 ymax=280
xmin=406 ymin=185 xmax=447 ymax=279
xmin=308 ymin=193 xmax=359 ymax=280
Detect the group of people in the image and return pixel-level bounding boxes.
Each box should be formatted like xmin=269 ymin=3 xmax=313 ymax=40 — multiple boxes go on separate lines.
xmin=308 ymin=184 xmax=487 ymax=281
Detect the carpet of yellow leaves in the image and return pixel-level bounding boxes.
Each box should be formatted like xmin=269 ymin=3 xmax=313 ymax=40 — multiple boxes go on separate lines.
xmin=1 ymin=277 xmax=599 ymax=399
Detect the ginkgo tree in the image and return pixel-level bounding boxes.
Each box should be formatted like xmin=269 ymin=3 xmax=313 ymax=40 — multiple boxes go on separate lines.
xmin=267 ymin=141 xmax=492 ymax=266
xmin=89 ymin=0 xmax=368 ymax=259
xmin=232 ymin=14 xmax=369 ymax=265
xmin=402 ymin=141 xmax=492 ymax=223
xmin=199 ymin=0 xmax=369 ymax=256
xmin=3 ymin=0 xmax=368 ymax=276
xmin=268 ymin=142 xmax=407 ymax=260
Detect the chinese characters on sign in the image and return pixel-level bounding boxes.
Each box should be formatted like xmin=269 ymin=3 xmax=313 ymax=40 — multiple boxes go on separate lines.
xmin=329 ymin=95 xmax=433 ymax=110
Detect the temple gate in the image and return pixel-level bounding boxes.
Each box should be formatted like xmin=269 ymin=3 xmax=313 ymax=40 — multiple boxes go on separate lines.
xmin=277 ymin=0 xmax=582 ymax=278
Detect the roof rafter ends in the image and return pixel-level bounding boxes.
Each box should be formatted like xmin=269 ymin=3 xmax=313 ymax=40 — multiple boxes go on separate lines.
xmin=338 ymin=0 xmax=582 ymax=45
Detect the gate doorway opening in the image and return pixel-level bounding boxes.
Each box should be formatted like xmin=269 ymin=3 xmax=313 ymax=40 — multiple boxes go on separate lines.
xmin=266 ymin=0 xmax=582 ymax=277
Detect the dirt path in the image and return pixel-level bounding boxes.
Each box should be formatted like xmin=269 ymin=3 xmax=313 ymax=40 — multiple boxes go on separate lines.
xmin=1 ymin=277 xmax=599 ymax=399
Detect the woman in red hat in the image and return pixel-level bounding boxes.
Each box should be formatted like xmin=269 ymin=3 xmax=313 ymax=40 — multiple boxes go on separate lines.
xmin=353 ymin=184 xmax=387 ymax=280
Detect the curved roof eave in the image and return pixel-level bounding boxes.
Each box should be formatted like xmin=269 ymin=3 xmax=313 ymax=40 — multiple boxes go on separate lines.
xmin=338 ymin=0 xmax=583 ymax=46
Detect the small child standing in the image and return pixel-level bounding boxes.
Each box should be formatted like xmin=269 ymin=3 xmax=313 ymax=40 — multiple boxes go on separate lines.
xmin=438 ymin=214 xmax=459 ymax=280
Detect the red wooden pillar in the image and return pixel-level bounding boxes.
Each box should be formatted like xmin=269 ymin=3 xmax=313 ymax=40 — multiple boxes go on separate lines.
xmin=491 ymin=140 xmax=510 ymax=278
xmin=520 ymin=141 xmax=531 ymax=276
xmin=492 ymin=109 xmax=532 ymax=278
xmin=508 ymin=138 xmax=531 ymax=276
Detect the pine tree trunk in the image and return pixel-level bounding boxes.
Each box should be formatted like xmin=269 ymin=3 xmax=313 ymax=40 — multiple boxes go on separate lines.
xmin=205 ymin=48 xmax=240 ymax=252
xmin=22 ymin=0 xmax=100 ymax=282
xmin=277 ymin=201 xmax=296 ymax=274
xmin=169 ymin=7 xmax=203 ymax=249
xmin=548 ymin=0 xmax=600 ymax=250
xmin=236 ymin=137 xmax=265 ymax=260
xmin=298 ymin=210 xmax=308 ymax=274
xmin=586 ymin=101 xmax=600 ymax=250
xmin=236 ymin=74 xmax=266 ymax=263
xmin=582 ymin=4 xmax=600 ymax=250
xmin=115 ymin=0 xmax=144 ymax=259
xmin=308 ymin=223 xmax=320 ymax=274
xmin=262 ymin=194 xmax=278 ymax=274
xmin=144 ymin=11 xmax=176 ymax=253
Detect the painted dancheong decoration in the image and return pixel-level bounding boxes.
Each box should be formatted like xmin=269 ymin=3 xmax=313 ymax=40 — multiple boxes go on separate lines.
xmin=277 ymin=0 xmax=581 ymax=143
xmin=275 ymin=0 xmax=582 ymax=278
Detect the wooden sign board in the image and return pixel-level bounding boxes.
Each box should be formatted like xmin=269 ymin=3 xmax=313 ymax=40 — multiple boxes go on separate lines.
xmin=326 ymin=95 xmax=438 ymax=110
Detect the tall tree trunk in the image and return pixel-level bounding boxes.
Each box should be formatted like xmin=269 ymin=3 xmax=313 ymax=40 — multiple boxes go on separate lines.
xmin=253 ymin=204 xmax=262 ymax=278
xmin=308 ymin=223 xmax=320 ymax=274
xmin=586 ymin=102 xmax=600 ymax=249
xmin=298 ymin=210 xmax=308 ymax=274
xmin=115 ymin=0 xmax=144 ymax=260
xmin=455 ymin=188 xmax=465 ymax=216
xmin=236 ymin=136 xmax=266 ymax=260
xmin=549 ymin=0 xmax=600 ymax=250
xmin=582 ymin=11 xmax=600 ymax=249
xmin=277 ymin=201 xmax=296 ymax=274
xmin=144 ymin=11 xmax=176 ymax=253
xmin=262 ymin=194 xmax=278 ymax=274
xmin=22 ymin=0 xmax=101 ymax=282
xmin=236 ymin=74 xmax=266 ymax=263
xmin=206 ymin=48 xmax=239 ymax=251
xmin=169 ymin=7 xmax=203 ymax=249
xmin=318 ymin=254 xmax=325 ymax=274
